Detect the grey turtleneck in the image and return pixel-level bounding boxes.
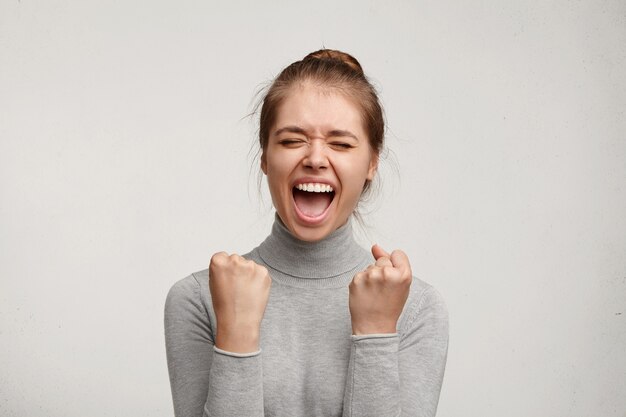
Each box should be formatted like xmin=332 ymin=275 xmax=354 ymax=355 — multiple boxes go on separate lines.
xmin=165 ymin=217 xmax=448 ymax=417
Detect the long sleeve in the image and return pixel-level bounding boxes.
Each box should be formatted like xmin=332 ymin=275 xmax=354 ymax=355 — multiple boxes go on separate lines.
xmin=164 ymin=275 xmax=265 ymax=417
xmin=342 ymin=284 xmax=449 ymax=417
xmin=165 ymin=218 xmax=449 ymax=416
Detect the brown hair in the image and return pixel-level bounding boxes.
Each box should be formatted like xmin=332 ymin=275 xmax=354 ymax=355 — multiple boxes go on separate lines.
xmin=258 ymin=49 xmax=385 ymax=196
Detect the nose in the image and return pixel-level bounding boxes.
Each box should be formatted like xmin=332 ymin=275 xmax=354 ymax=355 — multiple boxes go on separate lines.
xmin=303 ymin=141 xmax=328 ymax=170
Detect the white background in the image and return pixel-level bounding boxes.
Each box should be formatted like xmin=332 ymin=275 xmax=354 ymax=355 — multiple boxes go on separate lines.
xmin=1 ymin=1 xmax=625 ymax=416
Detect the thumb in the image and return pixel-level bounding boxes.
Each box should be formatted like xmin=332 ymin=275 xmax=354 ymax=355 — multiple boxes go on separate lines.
xmin=371 ymin=244 xmax=391 ymax=260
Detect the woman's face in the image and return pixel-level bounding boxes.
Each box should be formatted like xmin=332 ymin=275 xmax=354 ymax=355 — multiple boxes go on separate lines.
xmin=261 ymin=82 xmax=378 ymax=242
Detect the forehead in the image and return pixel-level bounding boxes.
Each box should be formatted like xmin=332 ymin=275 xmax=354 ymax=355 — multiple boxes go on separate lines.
xmin=273 ymin=83 xmax=366 ymax=135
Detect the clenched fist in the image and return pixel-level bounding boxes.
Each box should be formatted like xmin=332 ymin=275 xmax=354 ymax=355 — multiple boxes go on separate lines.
xmin=349 ymin=245 xmax=412 ymax=335
xmin=209 ymin=252 xmax=272 ymax=353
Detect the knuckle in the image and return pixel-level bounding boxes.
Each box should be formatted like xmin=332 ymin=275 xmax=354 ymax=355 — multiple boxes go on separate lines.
xmin=369 ymin=267 xmax=383 ymax=280
xmin=210 ymin=251 xmax=227 ymax=265
xmin=382 ymin=265 xmax=397 ymax=277
xmin=381 ymin=265 xmax=390 ymax=273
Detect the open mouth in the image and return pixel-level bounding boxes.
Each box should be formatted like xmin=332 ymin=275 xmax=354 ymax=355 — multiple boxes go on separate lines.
xmin=292 ymin=183 xmax=335 ymax=219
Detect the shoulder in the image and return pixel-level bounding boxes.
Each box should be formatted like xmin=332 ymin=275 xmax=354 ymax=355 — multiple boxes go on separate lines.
xmin=241 ymin=246 xmax=268 ymax=268
xmin=408 ymin=277 xmax=447 ymax=312
xmin=164 ymin=269 xmax=211 ymax=321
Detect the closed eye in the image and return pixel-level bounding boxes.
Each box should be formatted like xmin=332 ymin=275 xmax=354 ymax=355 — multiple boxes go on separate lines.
xmin=330 ymin=142 xmax=354 ymax=150
xmin=278 ymin=139 xmax=306 ymax=147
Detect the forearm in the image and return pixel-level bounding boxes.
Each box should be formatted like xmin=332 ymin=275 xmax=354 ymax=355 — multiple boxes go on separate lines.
xmin=165 ymin=274 xmax=266 ymax=417
xmin=342 ymin=286 xmax=449 ymax=417
xmin=343 ymin=334 xmax=401 ymax=417
xmin=204 ymin=348 xmax=264 ymax=417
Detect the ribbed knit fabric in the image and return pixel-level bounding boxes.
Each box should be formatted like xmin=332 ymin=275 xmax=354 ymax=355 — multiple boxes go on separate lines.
xmin=165 ymin=216 xmax=449 ymax=417
xmin=255 ymin=216 xmax=369 ymax=287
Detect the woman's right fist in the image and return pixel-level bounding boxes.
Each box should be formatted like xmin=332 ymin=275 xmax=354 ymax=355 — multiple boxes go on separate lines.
xmin=209 ymin=252 xmax=271 ymax=353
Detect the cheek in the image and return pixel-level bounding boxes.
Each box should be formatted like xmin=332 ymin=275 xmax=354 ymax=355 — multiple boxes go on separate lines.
xmin=264 ymin=153 xmax=293 ymax=194
xmin=340 ymin=154 xmax=374 ymax=183
xmin=337 ymin=168 xmax=368 ymax=201
xmin=263 ymin=152 xmax=280 ymax=176
xmin=266 ymin=162 xmax=288 ymax=182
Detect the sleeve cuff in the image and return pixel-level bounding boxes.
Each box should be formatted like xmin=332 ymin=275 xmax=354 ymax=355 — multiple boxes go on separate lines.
xmin=351 ymin=333 xmax=399 ymax=342
xmin=213 ymin=346 xmax=262 ymax=358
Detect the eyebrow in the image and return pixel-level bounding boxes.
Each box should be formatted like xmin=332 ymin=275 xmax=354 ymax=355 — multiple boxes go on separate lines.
xmin=274 ymin=125 xmax=359 ymax=140
xmin=274 ymin=126 xmax=308 ymax=136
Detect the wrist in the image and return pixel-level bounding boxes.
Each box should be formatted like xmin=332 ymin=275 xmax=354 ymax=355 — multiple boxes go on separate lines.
xmin=215 ymin=325 xmax=260 ymax=353
xmin=351 ymin=321 xmax=397 ymax=336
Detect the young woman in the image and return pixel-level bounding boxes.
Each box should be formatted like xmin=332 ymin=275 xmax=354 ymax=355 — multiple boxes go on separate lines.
xmin=165 ymin=49 xmax=449 ymax=417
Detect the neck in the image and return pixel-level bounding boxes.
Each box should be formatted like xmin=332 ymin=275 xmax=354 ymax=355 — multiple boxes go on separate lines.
xmin=256 ymin=214 xmax=368 ymax=282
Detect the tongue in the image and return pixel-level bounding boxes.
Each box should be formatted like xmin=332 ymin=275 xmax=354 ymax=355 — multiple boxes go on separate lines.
xmin=293 ymin=190 xmax=332 ymax=217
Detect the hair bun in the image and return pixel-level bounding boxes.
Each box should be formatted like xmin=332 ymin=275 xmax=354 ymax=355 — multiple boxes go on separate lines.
xmin=303 ymin=49 xmax=364 ymax=75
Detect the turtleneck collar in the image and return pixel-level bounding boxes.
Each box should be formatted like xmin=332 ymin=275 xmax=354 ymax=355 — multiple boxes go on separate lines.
xmin=256 ymin=214 xmax=370 ymax=281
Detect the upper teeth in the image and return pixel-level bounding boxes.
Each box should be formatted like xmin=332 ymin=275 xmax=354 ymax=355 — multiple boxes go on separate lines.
xmin=296 ymin=183 xmax=334 ymax=193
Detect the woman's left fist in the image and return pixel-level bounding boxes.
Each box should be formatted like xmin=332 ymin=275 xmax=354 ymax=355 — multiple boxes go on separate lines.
xmin=349 ymin=245 xmax=412 ymax=335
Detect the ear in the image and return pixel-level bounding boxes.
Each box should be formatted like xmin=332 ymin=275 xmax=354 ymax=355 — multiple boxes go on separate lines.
xmin=366 ymin=152 xmax=379 ymax=180
xmin=261 ymin=152 xmax=267 ymax=175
